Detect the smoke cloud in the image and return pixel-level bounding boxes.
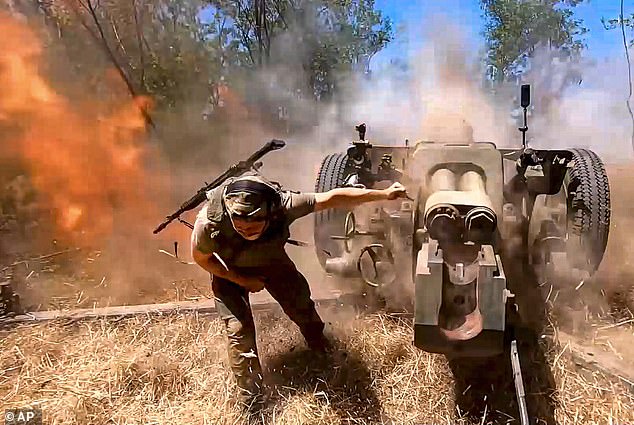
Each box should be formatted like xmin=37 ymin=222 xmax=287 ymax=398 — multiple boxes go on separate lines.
xmin=1 ymin=4 xmax=632 ymax=317
xmin=303 ymin=15 xmax=634 ymax=315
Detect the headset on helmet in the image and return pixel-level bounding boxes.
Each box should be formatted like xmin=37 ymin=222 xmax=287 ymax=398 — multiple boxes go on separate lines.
xmin=222 ymin=175 xmax=283 ymax=219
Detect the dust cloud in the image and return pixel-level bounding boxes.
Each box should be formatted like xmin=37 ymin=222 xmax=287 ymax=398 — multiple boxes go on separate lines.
xmin=519 ymin=49 xmax=634 ymax=163
xmin=336 ymin=19 xmax=517 ymax=147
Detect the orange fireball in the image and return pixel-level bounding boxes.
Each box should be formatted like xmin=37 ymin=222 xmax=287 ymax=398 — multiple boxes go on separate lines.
xmin=0 ymin=12 xmax=173 ymax=245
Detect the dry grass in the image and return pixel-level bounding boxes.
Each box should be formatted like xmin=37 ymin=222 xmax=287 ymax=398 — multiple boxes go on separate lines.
xmin=549 ymin=343 xmax=634 ymax=425
xmin=1 ymin=306 xmax=633 ymax=425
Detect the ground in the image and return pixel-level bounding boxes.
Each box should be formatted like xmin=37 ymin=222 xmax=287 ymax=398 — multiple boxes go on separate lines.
xmin=1 ymin=308 xmax=633 ymax=425
xmin=1 ymin=164 xmax=634 ymax=424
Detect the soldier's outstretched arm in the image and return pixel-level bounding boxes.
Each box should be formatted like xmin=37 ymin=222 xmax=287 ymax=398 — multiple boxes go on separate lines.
xmin=313 ymin=182 xmax=407 ymax=212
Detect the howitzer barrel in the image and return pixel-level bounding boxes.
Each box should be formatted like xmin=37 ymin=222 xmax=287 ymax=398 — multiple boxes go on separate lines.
xmin=459 ymin=171 xmax=486 ymax=193
xmin=422 ymin=167 xmax=496 ymax=246
xmin=430 ymin=168 xmax=456 ymax=192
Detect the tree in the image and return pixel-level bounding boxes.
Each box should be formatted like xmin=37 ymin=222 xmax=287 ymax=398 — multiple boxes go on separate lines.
xmin=307 ymin=0 xmax=393 ymax=99
xmin=36 ymin=0 xmax=231 ymax=115
xmin=602 ymin=12 xmax=634 ymax=47
xmin=206 ymin=0 xmax=393 ymax=101
xmin=27 ymin=0 xmax=393 ymax=128
xmin=602 ymin=1 xmax=634 ymax=151
xmin=481 ymin=0 xmax=588 ymax=83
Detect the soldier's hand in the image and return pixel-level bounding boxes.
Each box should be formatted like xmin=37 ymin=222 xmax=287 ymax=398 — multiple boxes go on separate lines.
xmin=384 ymin=182 xmax=408 ymax=200
xmin=244 ymin=276 xmax=266 ymax=293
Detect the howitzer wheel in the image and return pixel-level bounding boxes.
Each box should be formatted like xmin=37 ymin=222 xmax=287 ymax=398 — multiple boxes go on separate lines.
xmin=564 ymin=148 xmax=611 ymax=274
xmin=531 ymin=148 xmax=611 ymax=277
xmin=314 ymin=152 xmax=350 ymax=268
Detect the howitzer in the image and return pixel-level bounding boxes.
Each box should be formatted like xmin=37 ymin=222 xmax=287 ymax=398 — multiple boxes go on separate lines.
xmin=153 ymin=139 xmax=286 ymax=234
xmin=314 ymin=85 xmax=611 ymax=424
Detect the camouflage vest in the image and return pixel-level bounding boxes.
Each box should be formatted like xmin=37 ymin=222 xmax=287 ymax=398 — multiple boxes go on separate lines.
xmin=204 ymin=176 xmax=292 ymax=268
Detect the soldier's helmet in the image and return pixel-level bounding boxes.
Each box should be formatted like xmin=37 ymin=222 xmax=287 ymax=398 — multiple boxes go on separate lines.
xmin=222 ymin=175 xmax=281 ymax=239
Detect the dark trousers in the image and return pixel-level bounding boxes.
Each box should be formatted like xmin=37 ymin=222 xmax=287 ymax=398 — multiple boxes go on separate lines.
xmin=211 ymin=261 xmax=325 ymax=401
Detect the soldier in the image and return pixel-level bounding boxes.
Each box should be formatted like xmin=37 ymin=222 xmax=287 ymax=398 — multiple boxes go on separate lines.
xmin=190 ymin=173 xmax=407 ymax=412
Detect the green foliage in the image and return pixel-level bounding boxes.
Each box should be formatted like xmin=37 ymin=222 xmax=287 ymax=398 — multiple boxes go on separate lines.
xmin=602 ymin=13 xmax=634 ymax=47
xmin=481 ymin=0 xmax=588 ymax=82
xmin=310 ymin=0 xmax=393 ymax=99
xmin=205 ymin=0 xmax=393 ymax=100
xmin=39 ymin=0 xmax=393 ymax=113
xmin=37 ymin=0 xmax=217 ymax=109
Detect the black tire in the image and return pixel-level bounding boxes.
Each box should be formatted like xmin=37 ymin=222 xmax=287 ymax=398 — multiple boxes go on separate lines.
xmin=314 ymin=153 xmax=349 ymax=268
xmin=564 ymin=148 xmax=611 ymax=274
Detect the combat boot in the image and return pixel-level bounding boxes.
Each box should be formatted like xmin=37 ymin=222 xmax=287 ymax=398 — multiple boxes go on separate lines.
xmin=223 ymin=318 xmax=266 ymax=415
xmin=305 ymin=332 xmax=333 ymax=352
xmin=303 ymin=323 xmax=338 ymax=353
xmin=237 ymin=388 xmax=265 ymax=418
xmin=233 ymin=351 xmax=265 ymax=407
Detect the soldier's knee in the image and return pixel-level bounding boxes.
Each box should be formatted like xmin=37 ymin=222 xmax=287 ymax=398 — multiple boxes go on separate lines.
xmin=225 ymin=317 xmax=255 ymax=340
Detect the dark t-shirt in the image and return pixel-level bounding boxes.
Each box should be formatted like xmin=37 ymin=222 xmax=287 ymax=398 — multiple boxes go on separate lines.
xmin=191 ymin=188 xmax=316 ymax=268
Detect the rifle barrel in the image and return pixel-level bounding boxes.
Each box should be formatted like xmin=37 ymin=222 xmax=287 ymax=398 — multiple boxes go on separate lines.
xmin=152 ymin=139 xmax=286 ymax=234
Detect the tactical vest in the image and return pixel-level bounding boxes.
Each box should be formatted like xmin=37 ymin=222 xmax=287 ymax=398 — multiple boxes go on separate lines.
xmin=204 ymin=176 xmax=292 ymax=268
